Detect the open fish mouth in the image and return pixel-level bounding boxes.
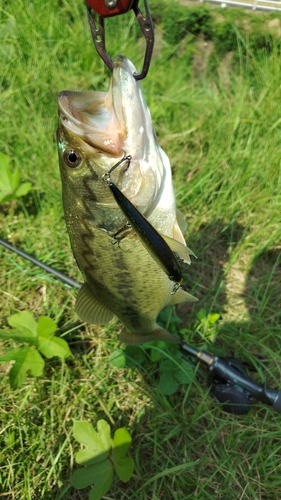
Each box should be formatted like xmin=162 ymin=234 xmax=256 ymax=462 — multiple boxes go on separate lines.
xmin=58 ymin=55 xmax=155 ymax=159
xmin=58 ymin=55 xmax=165 ymax=210
xmin=58 ymin=89 xmax=122 ymax=155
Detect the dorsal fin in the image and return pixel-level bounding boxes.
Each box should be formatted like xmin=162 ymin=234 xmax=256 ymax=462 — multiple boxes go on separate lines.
xmin=76 ymin=283 xmax=115 ymax=325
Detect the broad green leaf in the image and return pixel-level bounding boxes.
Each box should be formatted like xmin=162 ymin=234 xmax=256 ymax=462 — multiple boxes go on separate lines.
xmin=36 ymin=316 xmax=71 ymax=358
xmin=75 ymin=448 xmax=107 ymax=466
xmin=144 ymin=341 xmax=167 ymax=362
xmin=8 ymin=311 xmax=38 ymax=339
xmin=150 ymin=348 xmax=164 ymax=362
xmin=37 ymin=316 xmax=57 ymax=338
xmin=14 ymin=181 xmax=32 ymax=198
xmin=170 ymin=314 xmax=182 ymax=324
xmin=0 ymin=153 xmax=18 ymax=192
xmin=173 ymin=349 xmax=183 ymax=359
xmin=174 ymin=360 xmax=194 ymax=384
xmin=0 ymin=328 xmax=37 ymax=344
xmin=143 ymin=340 xmax=167 ymax=350
xmin=112 ymin=427 xmax=132 ymax=457
xmin=8 ymin=168 xmax=20 ymax=188
xmin=38 ymin=333 xmax=72 ymax=359
xmin=197 ymin=308 xmax=206 ymax=322
xmin=109 ymin=349 xmax=126 ymax=368
xmin=71 ymin=459 xmax=113 ymax=494
xmin=74 ymin=420 xmax=111 ymax=465
xmin=113 ymin=455 xmax=134 ymax=483
xmin=74 ymin=420 xmax=101 ymax=445
xmin=112 ymin=428 xmax=134 ymax=482
xmin=158 ymin=371 xmax=178 ymax=395
xmin=89 ymin=461 xmax=114 ymax=500
xmin=0 ymin=192 xmax=10 ymax=202
xmin=11 ymin=169 xmax=20 ymax=192
xmin=208 ymin=313 xmax=220 ymax=324
xmin=125 ymin=346 xmax=146 ymax=367
xmin=160 ymin=359 xmax=177 ymax=372
xmin=96 ymin=420 xmax=111 ymax=452
xmin=0 ymin=346 xmax=44 ymax=388
xmin=0 ymin=152 xmax=10 ymax=170
xmin=0 ymin=152 xmax=32 ymax=202
xmin=0 ymin=347 xmax=25 ymax=362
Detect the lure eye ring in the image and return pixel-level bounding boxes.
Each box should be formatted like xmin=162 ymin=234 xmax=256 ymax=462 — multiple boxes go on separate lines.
xmin=64 ymin=149 xmax=82 ymax=168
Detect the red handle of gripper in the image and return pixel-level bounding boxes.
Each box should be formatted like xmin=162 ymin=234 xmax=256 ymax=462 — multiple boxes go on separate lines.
xmin=85 ymin=0 xmax=135 ymax=17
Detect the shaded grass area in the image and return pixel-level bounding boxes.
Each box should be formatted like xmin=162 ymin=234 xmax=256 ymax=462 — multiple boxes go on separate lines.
xmin=1 ymin=0 xmax=281 ymax=499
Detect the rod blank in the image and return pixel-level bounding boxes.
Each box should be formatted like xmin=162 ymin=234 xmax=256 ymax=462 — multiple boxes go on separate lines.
xmin=0 ymin=238 xmax=81 ymax=289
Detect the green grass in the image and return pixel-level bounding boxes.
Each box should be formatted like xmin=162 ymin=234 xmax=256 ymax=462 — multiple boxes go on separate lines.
xmin=1 ymin=0 xmax=281 ymax=498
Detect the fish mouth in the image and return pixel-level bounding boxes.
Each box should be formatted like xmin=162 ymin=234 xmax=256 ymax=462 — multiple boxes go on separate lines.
xmin=58 ymin=55 xmax=153 ymax=158
xmin=58 ymin=89 xmax=122 ymax=155
xmin=58 ymin=55 xmax=164 ymax=208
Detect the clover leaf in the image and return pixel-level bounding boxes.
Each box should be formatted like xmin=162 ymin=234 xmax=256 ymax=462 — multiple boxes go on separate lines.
xmin=0 ymin=152 xmax=32 ymax=203
xmin=0 ymin=310 xmax=72 ymax=388
xmin=71 ymin=420 xmax=135 ymax=499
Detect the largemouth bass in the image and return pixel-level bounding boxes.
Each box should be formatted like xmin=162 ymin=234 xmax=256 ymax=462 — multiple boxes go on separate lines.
xmin=57 ymin=55 xmax=196 ymax=344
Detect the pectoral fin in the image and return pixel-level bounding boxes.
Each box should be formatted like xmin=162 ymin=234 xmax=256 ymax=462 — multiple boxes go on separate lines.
xmin=118 ymin=326 xmax=180 ymax=345
xmin=169 ymin=288 xmax=198 ymax=305
xmin=76 ymin=283 xmax=115 ymax=325
xmin=161 ymin=234 xmax=196 ymax=264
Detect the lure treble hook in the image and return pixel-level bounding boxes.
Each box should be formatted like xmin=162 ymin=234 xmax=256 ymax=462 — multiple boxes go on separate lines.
xmin=102 ymin=154 xmax=184 ymax=291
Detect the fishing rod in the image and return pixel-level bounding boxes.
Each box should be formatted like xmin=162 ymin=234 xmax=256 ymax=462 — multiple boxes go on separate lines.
xmin=101 ymin=157 xmax=281 ymax=414
xmin=1 ymin=237 xmax=281 ymax=414
xmin=180 ymin=342 xmax=281 ymax=415
xmin=0 ymin=237 xmax=81 ymax=289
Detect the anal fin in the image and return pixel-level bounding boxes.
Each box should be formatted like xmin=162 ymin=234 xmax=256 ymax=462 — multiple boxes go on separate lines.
xmin=118 ymin=326 xmax=180 ymax=345
xmin=76 ymin=283 xmax=115 ymax=325
xmin=169 ymin=288 xmax=198 ymax=305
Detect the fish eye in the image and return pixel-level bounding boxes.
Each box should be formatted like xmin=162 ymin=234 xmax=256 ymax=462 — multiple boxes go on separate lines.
xmin=64 ymin=149 xmax=82 ymax=168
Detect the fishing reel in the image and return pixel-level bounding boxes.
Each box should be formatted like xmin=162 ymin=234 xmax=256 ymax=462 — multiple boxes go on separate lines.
xmin=180 ymin=342 xmax=281 ymax=415
xmin=210 ymin=357 xmax=252 ymax=415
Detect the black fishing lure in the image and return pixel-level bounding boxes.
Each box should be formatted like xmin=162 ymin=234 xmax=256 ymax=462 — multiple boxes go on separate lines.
xmin=102 ymin=155 xmax=183 ymax=287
